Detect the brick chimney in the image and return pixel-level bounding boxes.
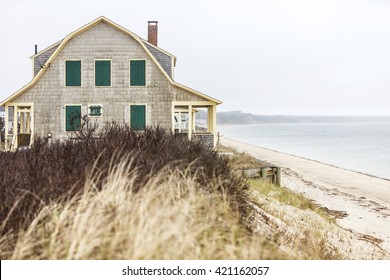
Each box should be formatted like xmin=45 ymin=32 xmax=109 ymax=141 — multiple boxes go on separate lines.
xmin=147 ymin=21 xmax=158 ymax=46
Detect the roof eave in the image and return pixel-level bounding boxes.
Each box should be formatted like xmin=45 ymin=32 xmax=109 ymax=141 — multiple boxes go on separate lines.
xmin=1 ymin=16 xmax=219 ymax=106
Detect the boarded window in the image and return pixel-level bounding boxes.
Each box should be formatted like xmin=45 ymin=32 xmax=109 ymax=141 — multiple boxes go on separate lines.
xmin=130 ymin=105 xmax=146 ymax=130
xmin=130 ymin=60 xmax=146 ymax=86
xmin=65 ymin=105 xmax=81 ymax=131
xmin=66 ymin=60 xmax=81 ymax=86
xmin=95 ymin=60 xmax=111 ymax=86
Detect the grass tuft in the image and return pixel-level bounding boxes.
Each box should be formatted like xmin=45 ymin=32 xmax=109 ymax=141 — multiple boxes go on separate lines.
xmin=0 ymin=161 xmax=281 ymax=260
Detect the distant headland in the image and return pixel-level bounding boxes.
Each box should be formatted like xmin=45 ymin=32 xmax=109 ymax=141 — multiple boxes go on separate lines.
xmin=212 ymin=111 xmax=390 ymax=125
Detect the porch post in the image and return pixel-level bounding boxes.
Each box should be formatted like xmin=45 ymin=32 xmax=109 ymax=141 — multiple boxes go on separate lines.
xmin=171 ymin=103 xmax=175 ymax=133
xmin=207 ymin=106 xmax=212 ymax=133
xmin=29 ymin=105 xmax=34 ymax=145
xmin=188 ymin=105 xmax=192 ymax=140
xmin=4 ymin=105 xmax=8 ymax=140
xmin=20 ymin=112 xmax=25 ymax=133
xmin=26 ymin=112 xmax=31 ymax=133
xmin=212 ymin=105 xmax=217 ymax=147
xmin=178 ymin=112 xmax=182 ymax=132
xmin=192 ymin=110 xmax=196 ymax=131
xmin=13 ymin=106 xmax=17 ymax=148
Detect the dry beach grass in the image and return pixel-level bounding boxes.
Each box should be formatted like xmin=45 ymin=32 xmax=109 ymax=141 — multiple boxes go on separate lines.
xmin=0 ymin=126 xmax=388 ymax=259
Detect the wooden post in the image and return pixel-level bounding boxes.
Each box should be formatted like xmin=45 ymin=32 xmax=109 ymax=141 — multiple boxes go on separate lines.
xmin=192 ymin=110 xmax=196 ymax=131
xmin=29 ymin=107 xmax=34 ymax=145
xmin=261 ymin=167 xmax=270 ymax=180
xmin=178 ymin=112 xmax=182 ymax=132
xmin=188 ymin=105 xmax=192 ymax=140
xmin=20 ymin=112 xmax=25 ymax=133
xmin=26 ymin=112 xmax=31 ymax=134
xmin=4 ymin=105 xmax=8 ymax=143
xmin=171 ymin=103 xmax=175 ymax=133
xmin=276 ymin=167 xmax=281 ymax=186
xmin=13 ymin=107 xmax=17 ymax=149
xmin=207 ymin=106 xmax=212 ymax=133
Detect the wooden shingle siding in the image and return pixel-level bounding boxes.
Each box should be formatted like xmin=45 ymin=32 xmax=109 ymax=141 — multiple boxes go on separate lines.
xmin=144 ymin=43 xmax=173 ymax=78
xmin=33 ymin=43 xmax=62 ymax=76
xmin=11 ymin=21 xmax=211 ymax=140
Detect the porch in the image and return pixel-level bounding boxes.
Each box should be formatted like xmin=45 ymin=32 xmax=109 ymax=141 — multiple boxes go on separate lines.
xmin=4 ymin=103 xmax=34 ymax=150
xmin=172 ymin=101 xmax=217 ymax=147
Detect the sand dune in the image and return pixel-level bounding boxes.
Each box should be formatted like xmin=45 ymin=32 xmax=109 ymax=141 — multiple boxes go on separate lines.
xmin=221 ymin=137 xmax=390 ymax=254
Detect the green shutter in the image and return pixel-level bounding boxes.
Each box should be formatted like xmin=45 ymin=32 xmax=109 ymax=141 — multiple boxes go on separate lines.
xmin=66 ymin=60 xmax=81 ymax=86
xmin=130 ymin=105 xmax=146 ymax=130
xmin=130 ymin=60 xmax=146 ymax=86
xmin=65 ymin=105 xmax=81 ymax=131
xmin=95 ymin=60 xmax=111 ymax=86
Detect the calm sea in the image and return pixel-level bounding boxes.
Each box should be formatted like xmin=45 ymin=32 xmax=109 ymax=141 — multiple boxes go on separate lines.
xmin=219 ymin=122 xmax=390 ymax=180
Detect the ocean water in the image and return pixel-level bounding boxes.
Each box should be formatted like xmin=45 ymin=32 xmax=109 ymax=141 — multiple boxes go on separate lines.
xmin=219 ymin=122 xmax=390 ymax=180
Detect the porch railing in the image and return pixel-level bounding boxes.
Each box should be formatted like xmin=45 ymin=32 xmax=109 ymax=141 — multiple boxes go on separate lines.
xmin=175 ymin=131 xmax=215 ymax=147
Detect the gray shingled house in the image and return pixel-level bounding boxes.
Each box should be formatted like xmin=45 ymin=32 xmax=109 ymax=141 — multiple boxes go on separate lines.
xmin=0 ymin=16 xmax=221 ymax=150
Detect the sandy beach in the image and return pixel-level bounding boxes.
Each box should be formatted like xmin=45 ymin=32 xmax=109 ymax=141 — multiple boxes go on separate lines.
xmin=221 ymin=137 xmax=390 ymax=255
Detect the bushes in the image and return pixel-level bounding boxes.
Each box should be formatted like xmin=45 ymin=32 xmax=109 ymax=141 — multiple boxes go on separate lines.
xmin=0 ymin=124 xmax=248 ymax=235
xmin=1 ymin=166 xmax=276 ymax=260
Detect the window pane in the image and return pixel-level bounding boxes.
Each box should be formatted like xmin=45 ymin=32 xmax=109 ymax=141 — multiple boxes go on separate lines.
xmin=89 ymin=106 xmax=102 ymax=116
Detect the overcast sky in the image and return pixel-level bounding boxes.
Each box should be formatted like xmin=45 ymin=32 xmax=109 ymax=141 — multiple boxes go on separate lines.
xmin=1 ymin=0 xmax=390 ymax=115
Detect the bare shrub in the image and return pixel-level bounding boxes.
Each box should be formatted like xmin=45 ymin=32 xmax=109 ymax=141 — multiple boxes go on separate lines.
xmin=0 ymin=124 xmax=247 ymax=236
xmin=1 ymin=163 xmax=278 ymax=260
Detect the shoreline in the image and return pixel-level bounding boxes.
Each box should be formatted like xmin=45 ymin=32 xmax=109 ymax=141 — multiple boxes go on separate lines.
xmin=221 ymin=136 xmax=390 ymax=182
xmin=220 ymin=136 xmax=390 ymax=255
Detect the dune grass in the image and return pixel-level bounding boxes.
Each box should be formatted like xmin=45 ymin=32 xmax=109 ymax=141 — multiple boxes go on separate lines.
xmin=0 ymin=126 xmax=355 ymax=260
xmin=0 ymin=160 xmax=282 ymax=260
xmin=249 ymin=179 xmax=334 ymax=223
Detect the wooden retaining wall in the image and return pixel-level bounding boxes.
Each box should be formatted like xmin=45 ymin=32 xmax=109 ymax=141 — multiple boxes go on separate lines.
xmin=234 ymin=166 xmax=281 ymax=186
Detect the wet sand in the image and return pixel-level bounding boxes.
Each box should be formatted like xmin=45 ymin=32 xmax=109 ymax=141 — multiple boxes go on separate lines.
xmin=221 ymin=137 xmax=390 ymax=254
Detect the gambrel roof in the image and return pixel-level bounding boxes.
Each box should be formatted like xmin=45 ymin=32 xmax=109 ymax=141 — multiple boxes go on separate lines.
xmin=1 ymin=16 xmax=221 ymax=106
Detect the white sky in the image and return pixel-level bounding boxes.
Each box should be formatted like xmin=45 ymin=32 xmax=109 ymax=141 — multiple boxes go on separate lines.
xmin=1 ymin=0 xmax=390 ymax=115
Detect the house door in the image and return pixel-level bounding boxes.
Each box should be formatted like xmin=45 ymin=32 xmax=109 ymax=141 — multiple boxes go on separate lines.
xmin=130 ymin=105 xmax=146 ymax=131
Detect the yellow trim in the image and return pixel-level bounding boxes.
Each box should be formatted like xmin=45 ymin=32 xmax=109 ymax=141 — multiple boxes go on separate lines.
xmin=29 ymin=40 xmax=62 ymax=59
xmin=172 ymin=101 xmax=217 ymax=106
xmin=31 ymin=40 xmax=62 ymax=78
xmin=64 ymin=59 xmax=83 ymax=87
xmin=4 ymin=102 xmax=34 ymax=150
xmin=0 ymin=16 xmax=221 ymax=106
xmin=141 ymin=39 xmax=177 ymax=66
xmin=94 ymin=59 xmax=112 ymax=87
